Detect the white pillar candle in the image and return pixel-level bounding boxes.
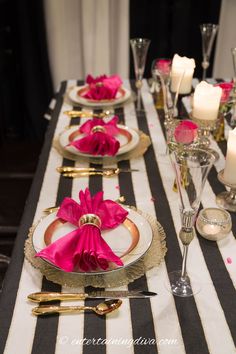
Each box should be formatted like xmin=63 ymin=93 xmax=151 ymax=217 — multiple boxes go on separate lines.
xmin=170 ymin=54 xmax=195 ymax=94
xmin=192 ymin=81 xmax=222 ymax=121
xmin=224 ymin=127 xmax=236 ymax=184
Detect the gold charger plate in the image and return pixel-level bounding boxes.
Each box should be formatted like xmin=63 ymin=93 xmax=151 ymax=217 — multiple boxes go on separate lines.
xmin=53 ymin=129 xmax=151 ymax=165
xmin=25 ymin=207 xmax=167 ymax=288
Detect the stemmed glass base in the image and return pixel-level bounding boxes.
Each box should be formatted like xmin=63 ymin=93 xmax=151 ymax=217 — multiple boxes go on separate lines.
xmin=167 ymin=270 xmax=201 ymax=297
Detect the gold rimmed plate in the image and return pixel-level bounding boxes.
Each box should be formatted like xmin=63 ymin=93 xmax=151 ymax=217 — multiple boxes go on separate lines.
xmin=32 ymin=207 xmax=153 ymax=275
xmin=58 ymin=124 xmax=140 ymax=158
xmin=68 ymin=85 xmax=131 ymax=107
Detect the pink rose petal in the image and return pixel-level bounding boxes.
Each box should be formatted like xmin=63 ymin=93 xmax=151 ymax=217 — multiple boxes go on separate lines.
xmin=226 ymin=257 xmax=232 ymax=264
xmin=151 ymin=197 xmax=155 ymax=202
xmin=115 ymin=185 xmax=120 ymax=190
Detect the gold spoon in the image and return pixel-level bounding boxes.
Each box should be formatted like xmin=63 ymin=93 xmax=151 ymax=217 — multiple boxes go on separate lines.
xmin=32 ymin=299 xmax=122 ymax=316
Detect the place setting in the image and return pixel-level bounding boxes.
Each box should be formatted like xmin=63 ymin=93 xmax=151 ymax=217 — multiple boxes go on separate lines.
xmin=65 ymin=74 xmax=134 ymax=109
xmin=53 ymin=102 xmax=151 ymax=166
xmin=24 ymin=188 xmax=167 ymax=291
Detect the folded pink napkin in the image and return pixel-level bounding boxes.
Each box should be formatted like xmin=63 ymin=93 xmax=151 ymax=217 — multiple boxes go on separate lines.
xmin=82 ymin=74 xmax=122 ymax=100
xmin=69 ymin=116 xmax=120 ymax=156
xmin=35 ymin=188 xmax=128 ymax=272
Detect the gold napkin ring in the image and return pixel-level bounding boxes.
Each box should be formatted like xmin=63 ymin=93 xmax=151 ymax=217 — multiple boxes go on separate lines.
xmin=79 ymin=214 xmax=102 ymax=229
xmin=91 ymin=125 xmax=106 ymax=133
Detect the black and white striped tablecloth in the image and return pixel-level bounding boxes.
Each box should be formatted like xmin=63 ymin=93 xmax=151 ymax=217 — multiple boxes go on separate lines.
xmin=0 ymin=79 xmax=235 ymax=354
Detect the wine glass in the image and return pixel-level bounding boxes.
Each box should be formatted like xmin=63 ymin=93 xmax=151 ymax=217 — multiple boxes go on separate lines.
xmin=130 ymin=38 xmax=151 ymax=112
xmin=200 ymin=23 xmax=219 ymax=80
xmin=151 ymin=58 xmax=185 ymax=127
xmin=168 ymin=147 xmax=215 ymax=297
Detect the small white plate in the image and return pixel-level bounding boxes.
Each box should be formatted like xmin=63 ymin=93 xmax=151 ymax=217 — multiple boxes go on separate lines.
xmin=32 ymin=207 xmax=153 ymax=274
xmin=68 ymin=85 xmax=131 ymax=107
xmin=58 ymin=124 xmax=140 ymax=157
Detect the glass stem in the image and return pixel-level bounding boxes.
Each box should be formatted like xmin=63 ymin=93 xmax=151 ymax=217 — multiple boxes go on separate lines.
xmin=202 ymin=68 xmax=207 ymax=81
xmin=137 ymin=88 xmax=141 ymax=111
xmin=181 ymin=245 xmax=189 ymax=279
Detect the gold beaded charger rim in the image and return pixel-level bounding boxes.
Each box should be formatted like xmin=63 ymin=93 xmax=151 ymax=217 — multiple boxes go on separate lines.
xmin=24 ymin=207 xmax=167 ymax=288
xmin=53 ymin=129 xmax=151 ymax=165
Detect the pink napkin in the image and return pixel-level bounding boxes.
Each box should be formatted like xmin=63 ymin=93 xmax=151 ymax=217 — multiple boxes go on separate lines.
xmin=35 ymin=188 xmax=128 ymax=272
xmin=69 ymin=116 xmax=120 ymax=156
xmin=82 ymin=74 xmax=122 ymax=100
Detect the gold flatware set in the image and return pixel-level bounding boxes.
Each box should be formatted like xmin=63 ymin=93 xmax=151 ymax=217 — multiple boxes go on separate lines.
xmin=28 ymin=290 xmax=157 ymax=316
xmin=64 ymin=110 xmax=112 ymax=119
xmin=56 ymin=166 xmax=139 ymax=178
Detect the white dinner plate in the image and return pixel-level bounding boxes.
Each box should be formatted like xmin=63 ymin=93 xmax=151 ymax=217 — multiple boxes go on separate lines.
xmin=32 ymin=207 xmax=153 ymax=275
xmin=58 ymin=124 xmax=140 ymax=158
xmin=68 ymin=85 xmax=131 ymax=107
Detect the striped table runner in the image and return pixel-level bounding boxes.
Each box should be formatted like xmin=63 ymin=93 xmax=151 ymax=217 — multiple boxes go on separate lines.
xmin=0 ymin=79 xmax=235 ymax=354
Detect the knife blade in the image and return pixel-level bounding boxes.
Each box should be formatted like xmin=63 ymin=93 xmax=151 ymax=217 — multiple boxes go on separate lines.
xmin=28 ymin=290 xmax=157 ymax=303
xmin=57 ymin=167 xmax=139 ymax=173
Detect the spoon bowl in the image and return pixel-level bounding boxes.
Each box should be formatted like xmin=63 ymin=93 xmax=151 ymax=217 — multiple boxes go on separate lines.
xmin=32 ymin=299 xmax=122 ymax=316
xmin=94 ymin=299 xmax=122 ymax=315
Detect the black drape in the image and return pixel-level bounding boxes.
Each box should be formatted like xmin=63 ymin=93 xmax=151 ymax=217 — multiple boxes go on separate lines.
xmin=0 ymin=0 xmax=53 ymax=142
xmin=130 ymin=0 xmax=222 ymax=79
xmin=15 ymin=0 xmax=53 ymax=141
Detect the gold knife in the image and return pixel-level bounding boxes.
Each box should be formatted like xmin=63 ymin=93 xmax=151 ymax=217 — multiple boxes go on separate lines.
xmin=28 ymin=290 xmax=157 ymax=302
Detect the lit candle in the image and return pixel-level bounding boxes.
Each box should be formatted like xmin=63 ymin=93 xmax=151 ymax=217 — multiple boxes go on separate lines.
xmin=192 ymin=81 xmax=222 ymax=121
xmin=224 ymin=127 xmax=236 ymax=184
xmin=170 ymin=54 xmax=195 ymax=94
xmin=202 ymin=224 xmax=221 ymax=236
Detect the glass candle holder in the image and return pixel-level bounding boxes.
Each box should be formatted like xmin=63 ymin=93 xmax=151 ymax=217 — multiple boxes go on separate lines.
xmin=196 ymin=207 xmax=232 ymax=241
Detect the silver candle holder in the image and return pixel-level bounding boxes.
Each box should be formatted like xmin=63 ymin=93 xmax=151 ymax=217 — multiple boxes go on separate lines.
xmin=216 ymin=169 xmax=236 ymax=212
xmin=189 ymin=112 xmax=220 ymax=161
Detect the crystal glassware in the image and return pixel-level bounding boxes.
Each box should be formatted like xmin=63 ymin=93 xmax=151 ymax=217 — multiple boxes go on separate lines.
xmin=130 ymin=38 xmax=151 ymax=113
xmin=168 ymin=148 xmax=215 ymax=297
xmin=200 ymin=23 xmax=219 ymax=80
xmin=151 ymin=58 xmax=185 ymax=128
xmin=151 ymin=58 xmax=171 ymax=110
xmin=196 ymin=207 xmax=232 ymax=241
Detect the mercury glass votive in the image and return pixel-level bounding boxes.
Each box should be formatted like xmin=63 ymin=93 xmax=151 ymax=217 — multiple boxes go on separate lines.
xmin=196 ymin=208 xmax=232 ymax=241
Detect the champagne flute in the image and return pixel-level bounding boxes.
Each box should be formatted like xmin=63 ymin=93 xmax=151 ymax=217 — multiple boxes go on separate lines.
xmin=200 ymin=23 xmax=219 ymax=80
xmin=168 ymin=147 xmax=215 ymax=297
xmin=130 ymin=38 xmax=151 ymax=113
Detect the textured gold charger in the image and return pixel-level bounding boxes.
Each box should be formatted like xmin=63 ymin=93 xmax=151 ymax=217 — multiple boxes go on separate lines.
xmin=53 ymin=129 xmax=151 ymax=165
xmin=25 ymin=208 xmax=167 ymax=288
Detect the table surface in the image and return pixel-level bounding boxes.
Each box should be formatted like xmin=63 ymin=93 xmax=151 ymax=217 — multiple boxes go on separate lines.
xmin=0 ymin=79 xmax=235 ymax=354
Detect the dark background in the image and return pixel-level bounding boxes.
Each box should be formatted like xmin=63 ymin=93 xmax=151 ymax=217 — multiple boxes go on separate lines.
xmin=0 ymin=0 xmax=222 ymax=271
xmin=130 ymin=0 xmax=221 ymax=80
